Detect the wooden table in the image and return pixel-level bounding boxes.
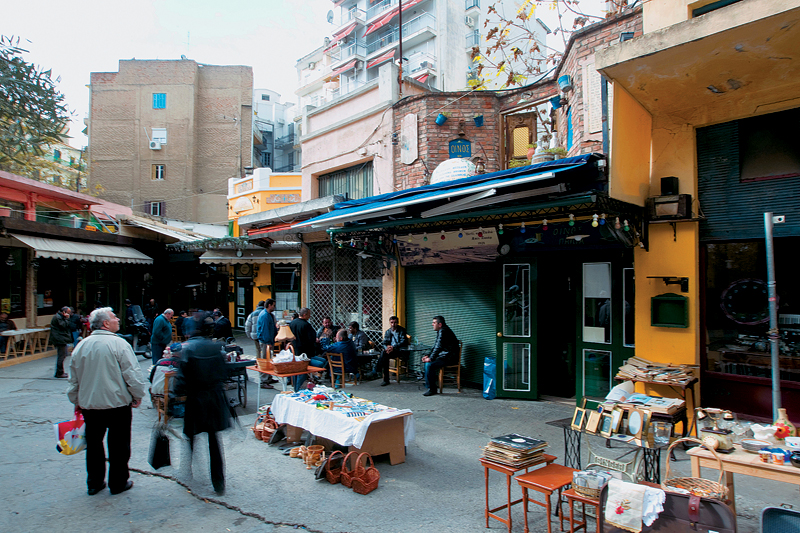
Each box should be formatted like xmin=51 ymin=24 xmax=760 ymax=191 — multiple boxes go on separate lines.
xmin=617 ymin=376 xmax=698 ymax=435
xmin=1 ymin=328 xmax=49 ymax=360
xmin=687 ymin=445 xmax=800 ymax=514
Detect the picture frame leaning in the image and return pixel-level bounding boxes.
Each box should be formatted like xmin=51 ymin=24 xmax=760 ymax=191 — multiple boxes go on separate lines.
xmin=571 ymin=407 xmax=586 ymax=431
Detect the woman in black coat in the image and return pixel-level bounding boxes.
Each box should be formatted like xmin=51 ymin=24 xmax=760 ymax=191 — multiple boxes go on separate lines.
xmin=180 ymin=321 xmax=232 ymax=494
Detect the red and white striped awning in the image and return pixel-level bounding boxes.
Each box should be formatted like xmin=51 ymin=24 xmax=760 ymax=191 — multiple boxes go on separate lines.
xmin=414 ymin=73 xmax=429 ymax=83
xmin=364 ymin=0 xmax=422 ymax=36
xmin=367 ymin=48 xmax=396 ymax=69
xmin=325 ymin=21 xmax=358 ymax=51
xmin=331 ymin=59 xmax=358 ymax=77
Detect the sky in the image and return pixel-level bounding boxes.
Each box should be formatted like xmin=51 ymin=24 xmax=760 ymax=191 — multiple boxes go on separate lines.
xmin=3 ymin=0 xmax=607 ymax=149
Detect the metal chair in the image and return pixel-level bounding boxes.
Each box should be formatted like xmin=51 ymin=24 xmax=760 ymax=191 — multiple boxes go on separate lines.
xmin=327 ymin=352 xmax=358 ymax=388
xmin=438 ymin=340 xmax=463 ymax=393
xmin=762 ymin=506 xmax=800 ymax=532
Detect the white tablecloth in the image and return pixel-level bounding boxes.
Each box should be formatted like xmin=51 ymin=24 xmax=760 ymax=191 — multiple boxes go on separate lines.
xmin=271 ymin=393 xmax=415 ymax=449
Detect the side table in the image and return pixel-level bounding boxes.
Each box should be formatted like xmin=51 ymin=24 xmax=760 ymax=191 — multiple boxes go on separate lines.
xmin=480 ymin=454 xmax=556 ymax=533
xmin=516 ymin=463 xmax=577 ymax=533
xmin=562 ymin=488 xmax=601 ymax=533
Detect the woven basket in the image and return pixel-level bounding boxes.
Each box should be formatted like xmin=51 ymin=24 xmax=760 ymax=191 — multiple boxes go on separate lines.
xmin=340 ymin=451 xmax=360 ymax=488
xmin=252 ymin=414 xmax=267 ymax=440
xmin=262 ymin=419 xmax=279 ymax=442
xmin=256 ymin=358 xmax=271 ymax=371
xmin=662 ymin=437 xmax=729 ymax=501
xmin=325 ymin=450 xmax=345 ymax=484
xmin=351 ymin=453 xmax=380 ymax=495
xmin=573 ymin=485 xmax=601 ymax=500
xmin=272 ymin=358 xmax=309 ymax=374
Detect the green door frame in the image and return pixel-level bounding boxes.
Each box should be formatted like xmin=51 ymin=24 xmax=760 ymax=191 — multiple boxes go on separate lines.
xmin=496 ymin=260 xmax=538 ymax=400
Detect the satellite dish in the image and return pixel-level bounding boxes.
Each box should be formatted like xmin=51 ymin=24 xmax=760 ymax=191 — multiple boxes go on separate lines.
xmin=326 ymin=10 xmax=334 ymax=23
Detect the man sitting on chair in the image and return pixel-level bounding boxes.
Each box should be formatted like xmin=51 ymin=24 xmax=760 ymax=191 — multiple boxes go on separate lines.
xmin=324 ymin=329 xmax=359 ymax=379
xmin=421 ymin=315 xmax=458 ymax=397
xmin=372 ymin=316 xmax=408 ymax=386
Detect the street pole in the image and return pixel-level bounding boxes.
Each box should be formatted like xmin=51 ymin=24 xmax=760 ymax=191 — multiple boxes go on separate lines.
xmin=398 ymin=0 xmax=403 ymax=98
xmin=764 ymin=212 xmax=781 ymax=420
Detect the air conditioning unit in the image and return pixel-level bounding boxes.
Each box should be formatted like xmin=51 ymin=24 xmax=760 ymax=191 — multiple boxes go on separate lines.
xmin=465 ymin=16 xmax=475 ymax=28
xmin=149 ymin=140 xmax=162 ymax=150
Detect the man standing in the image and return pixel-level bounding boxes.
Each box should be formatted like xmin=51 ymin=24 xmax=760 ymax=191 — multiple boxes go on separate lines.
xmin=245 ymin=301 xmax=265 ymax=355
xmin=175 ymin=310 xmax=188 ymax=340
xmin=151 ymin=308 xmax=174 ymax=362
xmin=421 ymin=315 xmax=459 ymax=397
xmin=143 ymin=298 xmax=158 ymax=331
xmin=256 ymin=299 xmax=277 ymax=389
xmin=67 ymin=307 xmax=146 ymax=495
xmin=373 ymin=316 xmax=408 ymax=386
xmin=212 ymin=311 xmax=233 ymax=340
xmin=51 ymin=306 xmax=72 ymax=378
xmin=347 ymin=321 xmax=369 ymax=352
xmin=290 ymin=308 xmax=317 ymax=390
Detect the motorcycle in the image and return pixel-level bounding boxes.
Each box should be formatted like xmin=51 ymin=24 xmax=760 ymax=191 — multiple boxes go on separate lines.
xmin=118 ymin=304 xmax=152 ymax=358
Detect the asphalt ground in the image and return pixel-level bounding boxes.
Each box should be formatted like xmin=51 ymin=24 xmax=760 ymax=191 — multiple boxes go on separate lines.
xmin=2 ymin=337 xmax=796 ymax=532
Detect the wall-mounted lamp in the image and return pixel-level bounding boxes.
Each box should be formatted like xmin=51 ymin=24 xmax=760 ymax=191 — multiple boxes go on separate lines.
xmin=391 ymin=132 xmax=399 ymax=145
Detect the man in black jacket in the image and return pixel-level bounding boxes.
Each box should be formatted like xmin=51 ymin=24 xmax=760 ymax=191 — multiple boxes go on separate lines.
xmin=372 ymin=316 xmax=408 ymax=386
xmin=51 ymin=306 xmax=72 ymax=378
xmin=421 ymin=315 xmax=459 ymax=397
xmin=289 ymin=307 xmax=316 ymax=390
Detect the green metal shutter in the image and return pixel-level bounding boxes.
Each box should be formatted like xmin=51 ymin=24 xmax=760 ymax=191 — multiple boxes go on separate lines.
xmin=698 ymin=121 xmax=800 ymax=240
xmin=406 ymin=264 xmax=497 ymax=387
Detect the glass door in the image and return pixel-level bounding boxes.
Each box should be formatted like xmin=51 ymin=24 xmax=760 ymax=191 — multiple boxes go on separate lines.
xmin=496 ymin=262 xmax=538 ymax=399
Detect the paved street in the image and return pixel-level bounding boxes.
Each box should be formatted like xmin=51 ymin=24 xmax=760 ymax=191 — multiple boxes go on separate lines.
xmin=1 ymin=341 xmax=794 ymax=532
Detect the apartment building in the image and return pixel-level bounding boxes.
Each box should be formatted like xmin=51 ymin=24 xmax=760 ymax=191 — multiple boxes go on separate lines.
xmin=252 ymin=89 xmax=300 ymax=173
xmin=87 ymin=59 xmax=253 ymax=224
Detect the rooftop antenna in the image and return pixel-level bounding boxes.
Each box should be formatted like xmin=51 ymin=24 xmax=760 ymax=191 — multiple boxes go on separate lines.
xmin=326 ymin=10 xmax=334 ymax=24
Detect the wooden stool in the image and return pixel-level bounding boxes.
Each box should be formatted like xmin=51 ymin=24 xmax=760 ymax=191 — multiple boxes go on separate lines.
xmin=563 ymin=488 xmax=601 ymax=533
xmin=480 ymin=454 xmax=557 ymax=533
xmin=516 ymin=464 xmax=577 ymax=533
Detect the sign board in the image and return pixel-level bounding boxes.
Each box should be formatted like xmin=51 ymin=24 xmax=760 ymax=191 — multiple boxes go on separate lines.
xmin=401 ymin=113 xmax=418 ymax=165
xmin=398 ymin=228 xmax=499 ymax=266
xmin=430 ymin=158 xmax=476 ymax=184
xmin=449 ymin=139 xmax=472 ymax=159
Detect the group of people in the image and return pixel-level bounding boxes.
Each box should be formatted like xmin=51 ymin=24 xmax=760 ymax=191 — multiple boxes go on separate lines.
xmin=67 ymin=307 xmax=233 ymax=497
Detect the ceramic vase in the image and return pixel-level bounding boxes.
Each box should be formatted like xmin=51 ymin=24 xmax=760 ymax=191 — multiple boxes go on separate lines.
xmin=775 ymin=407 xmax=797 ymax=438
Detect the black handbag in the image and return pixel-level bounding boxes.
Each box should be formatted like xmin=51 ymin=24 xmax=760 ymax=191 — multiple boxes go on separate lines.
xmin=148 ymin=426 xmax=171 ymax=469
xmin=601 ymin=485 xmax=736 ymax=532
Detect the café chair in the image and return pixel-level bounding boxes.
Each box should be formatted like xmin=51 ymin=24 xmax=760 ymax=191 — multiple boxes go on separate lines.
xmin=327 ymin=352 xmax=358 ymax=388
xmin=438 ymin=340 xmax=463 ymax=393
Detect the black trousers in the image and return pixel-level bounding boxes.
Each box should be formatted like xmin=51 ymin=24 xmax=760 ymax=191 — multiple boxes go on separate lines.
xmin=55 ymin=345 xmax=68 ymax=376
xmin=82 ymin=405 xmax=132 ymax=492
xmin=189 ymin=431 xmax=224 ymax=489
xmin=375 ymin=349 xmax=408 ymax=381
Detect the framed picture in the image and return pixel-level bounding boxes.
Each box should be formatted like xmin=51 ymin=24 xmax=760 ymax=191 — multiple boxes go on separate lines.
xmin=599 ymin=413 xmax=615 ymax=437
xmin=628 ymin=408 xmax=651 ymax=440
xmin=585 ymin=409 xmax=602 ymax=434
xmin=571 ymin=407 xmax=587 ymax=431
xmin=610 ymin=406 xmax=624 ymax=434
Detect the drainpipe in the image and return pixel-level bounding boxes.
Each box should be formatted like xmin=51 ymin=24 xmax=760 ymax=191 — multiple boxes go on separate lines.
xmin=398 ymin=0 xmax=403 ymax=98
xmin=764 ymin=212 xmax=782 ymax=419
xmin=601 ymin=75 xmax=609 ymax=156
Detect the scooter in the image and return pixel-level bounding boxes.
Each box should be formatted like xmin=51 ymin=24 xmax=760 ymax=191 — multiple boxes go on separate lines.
xmin=120 ymin=304 xmax=152 ymax=358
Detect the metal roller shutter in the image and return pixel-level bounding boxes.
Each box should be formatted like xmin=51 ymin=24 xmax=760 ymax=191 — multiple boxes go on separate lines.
xmin=406 ymin=264 xmax=497 ymax=387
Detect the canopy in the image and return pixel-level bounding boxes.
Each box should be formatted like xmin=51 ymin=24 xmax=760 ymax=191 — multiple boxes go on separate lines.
xmin=10 ymin=234 xmax=153 ymax=264
xmin=364 ymin=0 xmax=422 ymax=36
xmin=199 ymin=249 xmax=301 ymax=265
xmin=367 ymin=48 xmax=396 ymax=69
xmin=331 ymin=59 xmax=358 ymax=77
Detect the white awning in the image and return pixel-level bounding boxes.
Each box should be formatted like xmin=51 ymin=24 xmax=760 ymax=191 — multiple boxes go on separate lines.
xmin=199 ymin=249 xmax=301 ymax=265
xmin=10 ymin=234 xmax=153 ymax=264
xmin=121 ymin=216 xmax=208 ymax=242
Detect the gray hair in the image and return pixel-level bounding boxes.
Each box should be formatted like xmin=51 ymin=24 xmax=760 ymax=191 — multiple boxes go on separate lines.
xmin=89 ymin=307 xmax=115 ymax=330
xmin=164 ymin=308 xmax=174 ymax=316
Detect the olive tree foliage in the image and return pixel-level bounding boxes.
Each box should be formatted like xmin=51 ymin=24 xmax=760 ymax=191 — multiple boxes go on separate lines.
xmin=0 ymin=36 xmax=70 ymax=169
xmin=470 ymin=0 xmax=627 ymax=89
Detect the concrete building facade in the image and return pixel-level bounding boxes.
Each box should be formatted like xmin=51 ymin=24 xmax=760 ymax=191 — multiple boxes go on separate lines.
xmin=87 ymin=59 xmax=253 ymax=225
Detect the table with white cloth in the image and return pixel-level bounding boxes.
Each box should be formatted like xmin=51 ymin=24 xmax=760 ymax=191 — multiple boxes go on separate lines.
xmin=1 ymin=328 xmax=48 ymax=360
xmin=271 ymin=390 xmax=415 ymax=465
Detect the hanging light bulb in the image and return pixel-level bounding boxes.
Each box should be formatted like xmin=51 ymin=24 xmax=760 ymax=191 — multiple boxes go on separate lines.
xmin=614 ymin=217 xmax=621 ymax=230
xmin=592 ymin=214 xmax=599 ymax=228
xmin=392 ymin=235 xmax=397 ymax=244
xmin=378 ymin=235 xmax=384 ymax=245
xmin=423 ymin=232 xmax=428 ymax=242
xmin=458 ymin=228 xmax=464 ymax=238
xmin=623 ymin=220 xmax=630 ymax=231
xmin=568 ymin=214 xmax=575 ymax=226
xmin=599 ymin=214 xmax=606 ymax=225
xmin=440 ymin=230 xmax=446 ymax=240
xmin=542 ymin=219 xmax=548 ymax=231
xmin=350 ymin=238 xmax=355 ymax=247
xmin=520 ymin=222 xmax=526 ymax=234
xmin=498 ymin=224 xmax=504 ymax=235
xmin=408 ymin=233 xmax=413 ymax=243
xmin=478 ymin=226 xmax=484 ymax=238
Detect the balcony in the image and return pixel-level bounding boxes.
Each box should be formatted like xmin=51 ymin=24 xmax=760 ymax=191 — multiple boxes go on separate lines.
xmin=274 ymin=133 xmax=295 ymax=150
xmin=366 ymin=13 xmax=436 ymax=55
xmin=465 ymin=0 xmax=479 ymax=11
xmin=466 ymin=29 xmax=480 ymax=49
xmin=408 ymin=53 xmax=436 ymax=75
xmin=366 ymin=0 xmax=396 ymax=21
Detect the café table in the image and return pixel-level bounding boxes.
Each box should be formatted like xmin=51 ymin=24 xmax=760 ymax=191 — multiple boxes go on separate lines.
xmin=404 ymin=344 xmax=433 ymax=380
xmin=1 ymin=328 xmax=49 ymax=360
xmin=271 ymin=390 xmax=414 ymax=465
xmin=687 ymin=444 xmax=800 ymax=515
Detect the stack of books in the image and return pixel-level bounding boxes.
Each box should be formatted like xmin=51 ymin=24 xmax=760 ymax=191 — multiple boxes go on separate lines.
xmin=615 ymin=356 xmax=697 ymax=385
xmin=482 ymin=434 xmax=548 ymax=468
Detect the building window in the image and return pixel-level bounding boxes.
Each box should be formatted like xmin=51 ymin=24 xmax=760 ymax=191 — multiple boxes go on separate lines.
xmin=53 ymin=149 xmax=61 ymax=161
xmin=318 ymin=162 xmax=373 ymax=200
xmin=692 ymin=0 xmax=742 ymax=17
xmin=261 ymin=94 xmax=270 ymax=101
xmin=146 ymin=201 xmax=165 ymax=217
xmin=152 ymin=164 xmax=165 ymax=181
xmin=152 ymin=128 xmax=167 ymax=144
xmin=153 ymin=93 xmax=166 ymax=109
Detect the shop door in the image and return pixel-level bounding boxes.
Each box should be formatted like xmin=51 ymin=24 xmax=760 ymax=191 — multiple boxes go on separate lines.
xmin=496 ymin=261 xmax=538 ymax=400
xmin=234 ymin=264 xmax=253 ymax=329
xmin=575 ymin=256 xmax=635 ymax=402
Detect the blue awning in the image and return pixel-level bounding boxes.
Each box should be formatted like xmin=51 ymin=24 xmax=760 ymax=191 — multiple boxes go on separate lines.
xmin=294 ymin=154 xmax=601 ymax=229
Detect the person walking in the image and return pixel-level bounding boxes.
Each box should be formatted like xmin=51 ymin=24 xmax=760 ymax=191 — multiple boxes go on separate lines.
xmin=143 ymin=298 xmax=159 ymax=331
xmin=245 ymin=301 xmax=265 ymax=355
xmin=180 ymin=318 xmax=232 ymax=494
xmin=150 ymin=308 xmax=174 ymax=361
xmin=51 ymin=306 xmax=72 ymax=378
xmin=67 ymin=307 xmax=147 ymax=495
xmin=256 ymin=299 xmax=277 ymax=389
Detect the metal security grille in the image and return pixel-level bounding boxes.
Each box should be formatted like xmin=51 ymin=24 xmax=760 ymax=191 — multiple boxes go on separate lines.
xmin=318 ymin=162 xmax=373 ymax=200
xmin=309 ymin=244 xmax=383 ymax=345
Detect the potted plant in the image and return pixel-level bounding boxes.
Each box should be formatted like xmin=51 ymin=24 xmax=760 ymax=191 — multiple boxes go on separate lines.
xmin=473 ymin=114 xmax=484 ymax=127
xmin=435 ymin=112 xmax=451 ymax=126
xmin=526 ymin=143 xmax=537 ymax=161
xmin=544 ymin=147 xmax=568 ymax=160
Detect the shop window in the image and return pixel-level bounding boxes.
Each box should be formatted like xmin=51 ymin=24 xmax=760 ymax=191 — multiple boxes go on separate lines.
xmin=152 ymin=164 xmax=165 ymax=181
xmin=273 ymin=265 xmax=300 ymax=319
xmin=1 ymin=248 xmax=25 ymax=318
xmin=504 ymin=111 xmax=536 ymax=168
xmin=583 ymin=262 xmax=612 ymax=344
xmin=503 ymin=264 xmax=530 ymax=337
xmin=318 ymin=162 xmax=373 ymax=200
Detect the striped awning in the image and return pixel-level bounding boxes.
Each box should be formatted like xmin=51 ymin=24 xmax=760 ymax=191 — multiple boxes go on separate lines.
xmin=367 ymin=48 xmax=396 ymax=69
xmin=415 ymin=73 xmax=429 ymax=83
xmin=331 ymin=59 xmax=358 ymax=77
xmin=365 ymin=0 xmax=422 ymax=36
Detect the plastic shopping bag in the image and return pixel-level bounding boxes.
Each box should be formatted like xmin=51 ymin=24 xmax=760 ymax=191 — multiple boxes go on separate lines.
xmin=483 ymin=357 xmax=496 ymax=400
xmin=54 ymin=410 xmax=86 ymax=455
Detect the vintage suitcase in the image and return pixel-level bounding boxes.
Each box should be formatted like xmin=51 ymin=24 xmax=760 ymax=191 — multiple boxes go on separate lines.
xmin=600 ymin=484 xmax=736 ymax=532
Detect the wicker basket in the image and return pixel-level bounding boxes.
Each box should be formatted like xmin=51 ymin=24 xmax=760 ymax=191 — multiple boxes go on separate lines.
xmin=272 ymin=358 xmax=309 ymax=374
xmin=325 ymin=450 xmax=345 ymax=484
xmin=351 ymin=453 xmax=380 ymax=495
xmin=662 ymin=437 xmax=729 ymax=501
xmin=252 ymin=414 xmax=267 ymax=440
xmin=340 ymin=451 xmax=360 ymax=488
xmin=256 ymin=358 xmax=271 ymax=371
xmin=573 ymin=485 xmax=601 ymax=500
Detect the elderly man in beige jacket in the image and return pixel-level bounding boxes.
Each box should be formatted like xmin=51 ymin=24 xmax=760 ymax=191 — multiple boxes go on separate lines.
xmin=68 ymin=307 xmax=147 ymax=496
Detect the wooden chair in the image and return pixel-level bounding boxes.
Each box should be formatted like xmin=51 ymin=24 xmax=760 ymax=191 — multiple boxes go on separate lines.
xmin=327 ymin=352 xmax=358 ymax=388
xmin=516 ymin=463 xmax=577 ymax=533
xmin=438 ymin=340 xmax=463 ymax=393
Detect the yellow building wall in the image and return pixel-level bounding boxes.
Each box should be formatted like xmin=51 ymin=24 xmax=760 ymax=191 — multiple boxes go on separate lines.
xmin=609 ymin=83 xmax=652 ymax=206
xmin=643 ymin=0 xmax=707 ymax=34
